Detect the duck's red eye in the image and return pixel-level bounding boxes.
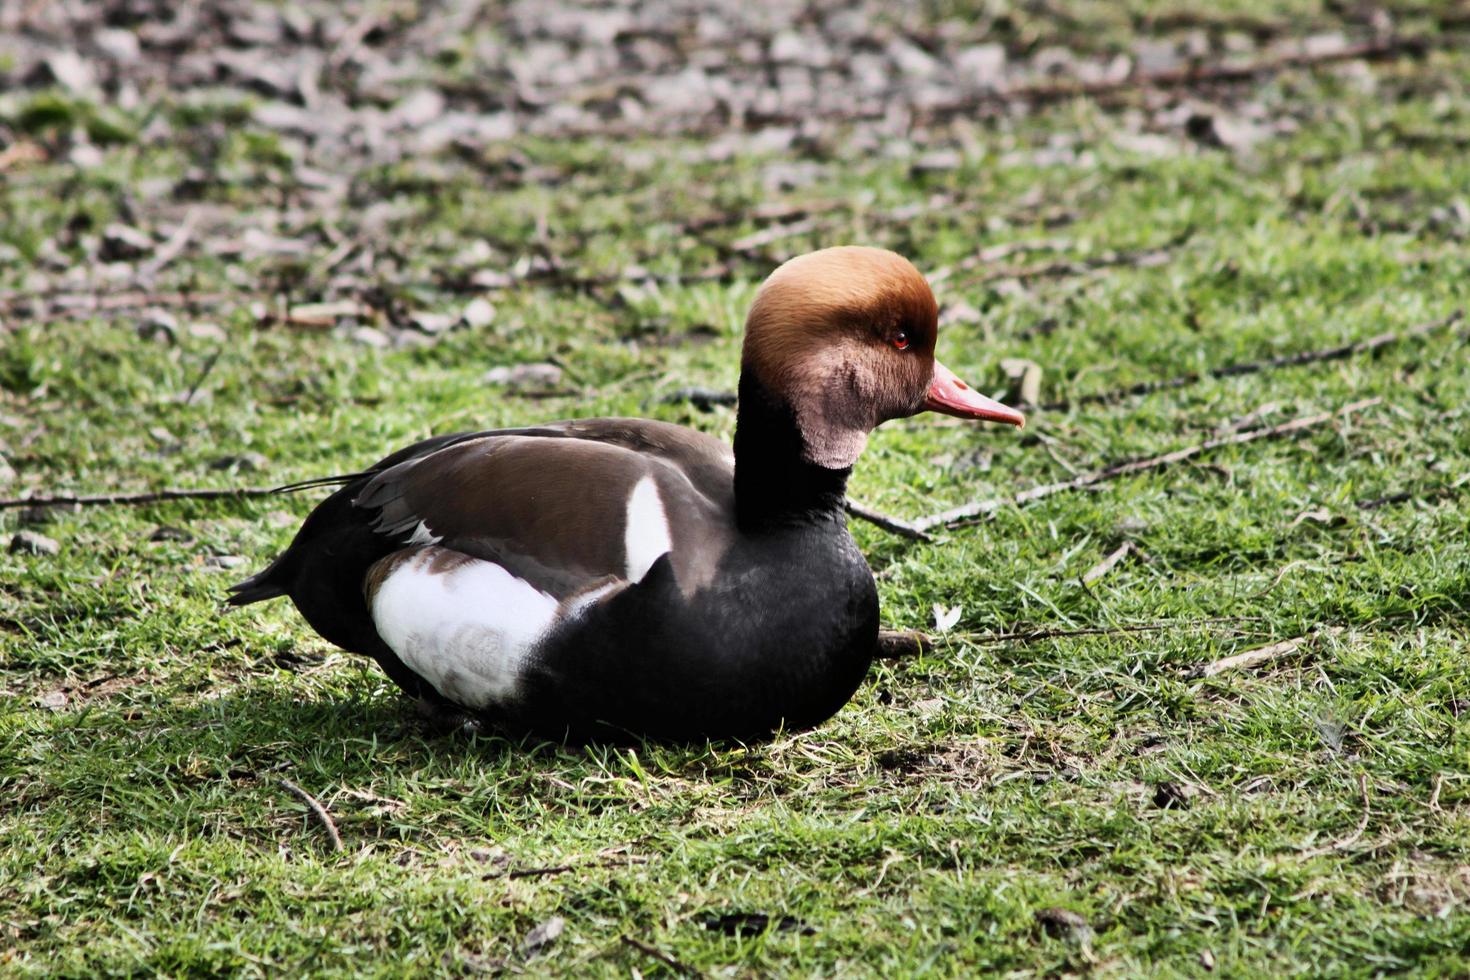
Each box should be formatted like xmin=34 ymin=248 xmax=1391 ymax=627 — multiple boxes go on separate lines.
xmin=891 ymin=331 xmax=910 ymax=351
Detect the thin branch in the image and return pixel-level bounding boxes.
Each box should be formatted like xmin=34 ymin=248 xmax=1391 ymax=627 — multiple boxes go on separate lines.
xmin=846 ymin=500 xmax=935 ymax=542
xmin=1356 ymin=478 xmax=1466 ymax=511
xmin=875 ymin=629 xmax=934 ymax=659
xmin=919 ymin=34 xmax=1434 ymax=124
xmin=1195 ymin=626 xmax=1344 ymax=677
xmin=970 ymin=230 xmax=1190 ymax=286
xmin=278 ymin=779 xmax=344 ymax=853
xmin=914 ymin=398 xmax=1381 ymax=530
xmin=1043 ymin=311 xmax=1464 ymax=412
xmin=0 ymin=487 xmax=281 ymax=511
xmin=875 ymin=616 xmax=1260 ymax=656
xmin=659 ymin=387 xmax=737 ymax=409
xmin=182 ymin=346 xmax=224 ymax=406
xmin=507 ymin=864 xmax=577 ymax=880
xmin=620 ymin=936 xmax=702 ymax=978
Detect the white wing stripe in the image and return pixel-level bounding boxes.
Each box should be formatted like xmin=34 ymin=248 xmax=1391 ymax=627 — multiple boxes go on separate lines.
xmin=623 ymin=476 xmax=672 ymax=583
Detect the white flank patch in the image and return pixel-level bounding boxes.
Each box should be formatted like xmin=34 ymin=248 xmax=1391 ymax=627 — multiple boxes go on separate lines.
xmin=408 ymin=520 xmax=442 ymax=545
xmin=623 ymin=476 xmax=672 ymax=583
xmin=370 ymin=548 xmax=558 ymax=709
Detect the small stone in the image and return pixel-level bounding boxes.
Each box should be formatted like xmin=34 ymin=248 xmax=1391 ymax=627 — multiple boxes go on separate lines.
xmin=461 ymin=297 xmax=496 ymax=329
xmin=67 ymin=141 xmax=105 ymax=169
xmin=40 ymin=50 xmax=97 ymax=93
xmin=137 ymin=309 xmax=178 ymax=344
xmin=100 ymin=224 xmax=155 ymax=262
xmin=94 ymin=29 xmax=143 ymax=64
xmin=408 ymin=311 xmax=455 ymax=334
xmin=349 ymin=326 xmax=391 ymax=349
xmin=186 ymin=322 xmax=227 ymax=342
xmin=148 ymin=526 xmax=194 ymax=543
xmin=390 ymin=89 xmax=446 ymax=129
xmin=910 ymin=150 xmax=962 ymax=176
xmin=1035 ymin=907 xmax=1094 ymax=945
xmin=203 ymin=555 xmax=246 ymax=570
xmin=36 ymin=689 xmax=69 ymax=710
xmin=10 ymin=531 xmax=60 ymax=556
xmin=955 ymin=43 xmax=1006 ymax=87
xmin=482 ymin=363 xmax=562 ymax=390
xmin=468 ymin=846 xmax=506 ymax=865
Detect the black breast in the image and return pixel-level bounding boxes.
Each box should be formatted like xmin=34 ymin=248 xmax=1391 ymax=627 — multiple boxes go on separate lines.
xmin=508 ymin=517 xmax=879 ymax=742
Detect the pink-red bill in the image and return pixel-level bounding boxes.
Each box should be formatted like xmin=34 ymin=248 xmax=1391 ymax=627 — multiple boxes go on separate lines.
xmin=923 ymin=360 xmax=1026 ymax=427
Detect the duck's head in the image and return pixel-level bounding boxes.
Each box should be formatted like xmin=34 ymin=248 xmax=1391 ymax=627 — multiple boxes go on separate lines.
xmin=742 ymin=246 xmax=1025 ymax=469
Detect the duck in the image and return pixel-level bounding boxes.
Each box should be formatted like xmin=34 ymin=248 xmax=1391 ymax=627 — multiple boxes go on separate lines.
xmin=228 ymin=246 xmax=1024 ymax=741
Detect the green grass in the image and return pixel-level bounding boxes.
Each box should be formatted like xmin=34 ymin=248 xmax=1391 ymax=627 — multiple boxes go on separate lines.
xmin=4 ymin=8 xmax=1470 ymax=978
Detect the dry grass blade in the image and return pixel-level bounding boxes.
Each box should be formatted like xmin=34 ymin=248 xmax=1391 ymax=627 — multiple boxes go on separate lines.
xmin=1300 ymin=773 xmax=1373 ymax=858
xmin=1081 ymin=541 xmax=1136 ymax=585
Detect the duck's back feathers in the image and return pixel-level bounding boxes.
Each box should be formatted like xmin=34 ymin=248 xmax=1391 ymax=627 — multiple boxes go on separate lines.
xmin=228 ymin=418 xmax=745 ymax=715
xmin=349 ymin=420 xmax=735 ymax=597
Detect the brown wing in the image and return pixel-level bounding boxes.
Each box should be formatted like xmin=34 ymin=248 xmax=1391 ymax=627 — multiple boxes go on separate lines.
xmin=351 ymin=419 xmax=736 ymax=597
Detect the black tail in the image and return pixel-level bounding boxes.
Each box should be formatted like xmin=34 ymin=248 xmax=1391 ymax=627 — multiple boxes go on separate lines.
xmin=226 ymin=563 xmax=288 ymax=606
xmin=225 ymin=471 xmax=370 ymax=606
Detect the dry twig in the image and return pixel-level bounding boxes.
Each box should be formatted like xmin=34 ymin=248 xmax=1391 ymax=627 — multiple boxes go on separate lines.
xmin=913 ymin=398 xmax=1381 ymax=530
xmin=278 ymin=779 xmax=344 ymax=853
xmin=920 ymin=34 xmax=1434 ymax=124
xmin=1193 ymin=629 xmax=1342 ymax=678
xmin=874 ymin=617 xmax=1260 ymax=657
xmin=1043 ymin=311 xmax=1464 ymax=412
xmin=0 ymin=487 xmax=281 ymax=511
xmin=846 ymin=500 xmax=935 ymax=542
xmin=620 ymin=935 xmax=701 ymax=977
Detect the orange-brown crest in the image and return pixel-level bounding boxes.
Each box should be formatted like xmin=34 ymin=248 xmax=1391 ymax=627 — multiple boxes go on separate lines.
xmin=741 ymin=247 xmax=941 ymax=468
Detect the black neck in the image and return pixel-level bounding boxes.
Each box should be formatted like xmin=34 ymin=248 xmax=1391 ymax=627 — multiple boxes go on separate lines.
xmin=733 ymin=371 xmax=851 ymax=530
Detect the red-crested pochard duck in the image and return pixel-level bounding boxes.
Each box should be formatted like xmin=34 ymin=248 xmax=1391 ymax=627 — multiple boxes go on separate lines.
xmin=229 ymin=246 xmax=1024 ymax=741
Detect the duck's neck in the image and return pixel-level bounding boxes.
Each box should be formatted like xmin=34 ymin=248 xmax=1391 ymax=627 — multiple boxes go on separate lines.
xmin=733 ymin=372 xmax=851 ymax=530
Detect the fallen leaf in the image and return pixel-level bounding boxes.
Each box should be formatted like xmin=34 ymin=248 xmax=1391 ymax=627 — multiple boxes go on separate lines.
xmin=521 ymin=915 xmax=565 ymax=956
xmin=999 ymin=358 xmax=1043 ymax=406
xmin=10 ymin=531 xmax=60 ymax=556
